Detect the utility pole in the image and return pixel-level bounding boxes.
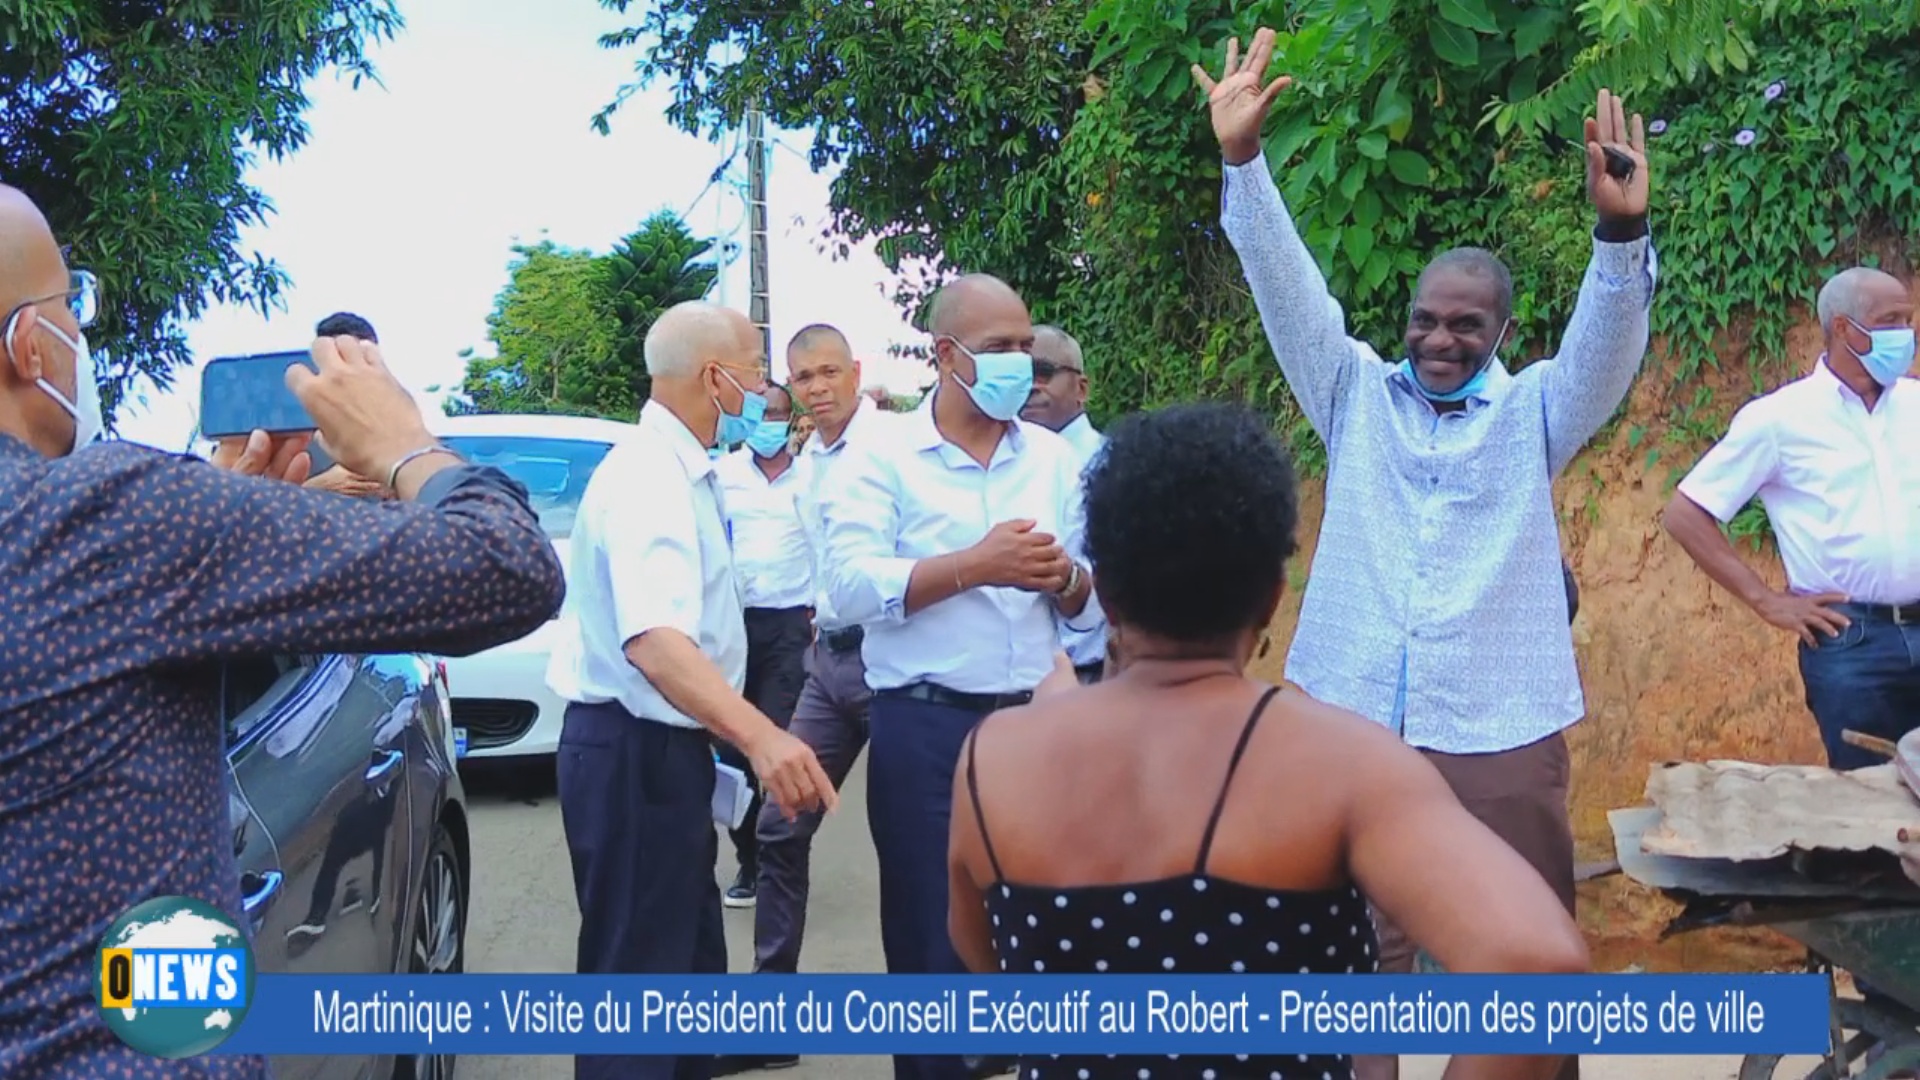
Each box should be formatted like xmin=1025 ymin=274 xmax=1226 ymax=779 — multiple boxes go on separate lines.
xmin=746 ymin=107 xmax=772 ymax=376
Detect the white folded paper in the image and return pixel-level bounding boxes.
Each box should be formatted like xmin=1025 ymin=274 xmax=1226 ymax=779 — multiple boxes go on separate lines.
xmin=712 ymin=761 xmax=754 ymax=831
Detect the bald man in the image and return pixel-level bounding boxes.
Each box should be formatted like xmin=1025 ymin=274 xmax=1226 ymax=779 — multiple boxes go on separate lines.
xmin=1020 ymin=324 xmax=1109 ymax=684
xmin=820 ymin=275 xmax=1102 ymax=1080
xmin=544 ymin=300 xmax=835 ymax=1080
xmin=0 ymin=184 xmax=566 ymax=1076
xmin=1666 ymin=266 xmax=1917 ymax=770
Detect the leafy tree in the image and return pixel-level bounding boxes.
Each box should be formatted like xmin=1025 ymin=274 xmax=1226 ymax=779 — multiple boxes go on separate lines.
xmin=593 ymin=0 xmax=1093 ymax=315
xmin=0 ymin=0 xmax=403 ymax=423
xmin=601 ymin=210 xmax=719 ymax=409
xmin=459 ymin=240 xmax=620 ymax=417
xmin=607 ymin=0 xmax=1918 ymax=487
xmin=456 ymin=214 xmax=719 ymax=420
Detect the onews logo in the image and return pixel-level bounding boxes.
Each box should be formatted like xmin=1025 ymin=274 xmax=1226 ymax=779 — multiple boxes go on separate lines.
xmin=94 ymin=895 xmax=256 ymax=1059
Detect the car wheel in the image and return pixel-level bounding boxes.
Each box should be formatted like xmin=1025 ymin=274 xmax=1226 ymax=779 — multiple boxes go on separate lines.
xmin=394 ymin=821 xmax=464 ymax=1080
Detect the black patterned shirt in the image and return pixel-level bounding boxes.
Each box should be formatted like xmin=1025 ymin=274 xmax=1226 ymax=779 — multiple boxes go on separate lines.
xmin=0 ymin=434 xmax=565 ymax=1077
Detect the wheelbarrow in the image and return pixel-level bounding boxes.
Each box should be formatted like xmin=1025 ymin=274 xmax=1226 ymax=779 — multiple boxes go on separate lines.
xmin=1609 ymin=730 xmax=1920 ymax=1080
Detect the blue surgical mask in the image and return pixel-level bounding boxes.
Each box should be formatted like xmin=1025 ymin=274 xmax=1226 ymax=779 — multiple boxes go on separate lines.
xmin=713 ymin=368 xmax=768 ymax=447
xmin=1847 ymin=319 xmax=1917 ymax=388
xmin=1401 ymin=319 xmax=1511 ymax=404
xmin=949 ymin=340 xmax=1034 ymax=422
xmin=746 ymin=419 xmax=791 ymax=459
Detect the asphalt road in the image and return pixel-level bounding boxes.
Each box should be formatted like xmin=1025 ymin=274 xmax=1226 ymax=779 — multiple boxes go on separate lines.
xmin=454 ymin=761 xmax=1798 ymax=1080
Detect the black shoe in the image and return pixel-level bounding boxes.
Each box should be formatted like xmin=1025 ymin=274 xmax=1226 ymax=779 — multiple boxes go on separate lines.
xmin=723 ymin=866 xmax=757 ymax=909
xmin=712 ymin=1053 xmax=797 ymax=1075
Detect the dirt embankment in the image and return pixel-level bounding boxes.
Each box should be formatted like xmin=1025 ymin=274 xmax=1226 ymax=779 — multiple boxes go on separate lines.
xmin=1245 ymin=293 xmax=1916 ymax=973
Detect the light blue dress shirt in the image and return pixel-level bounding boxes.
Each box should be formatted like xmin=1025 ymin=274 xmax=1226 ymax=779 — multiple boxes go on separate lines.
xmin=1222 ymin=152 xmax=1657 ymax=754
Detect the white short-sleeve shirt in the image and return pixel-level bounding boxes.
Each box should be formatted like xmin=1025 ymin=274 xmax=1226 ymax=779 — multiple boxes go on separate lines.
xmin=545 ymin=400 xmax=747 ymax=726
xmin=1678 ymin=361 xmax=1920 ymax=605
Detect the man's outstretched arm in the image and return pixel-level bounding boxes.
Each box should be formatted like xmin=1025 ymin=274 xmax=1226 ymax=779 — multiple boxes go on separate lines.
xmin=1199 ymin=27 xmax=1372 ymax=443
xmin=1538 ymin=89 xmax=1660 ymax=477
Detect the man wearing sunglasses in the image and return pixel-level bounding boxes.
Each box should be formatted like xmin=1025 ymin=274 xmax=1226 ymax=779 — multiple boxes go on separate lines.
xmin=0 ymin=184 xmax=568 ymax=1077
xmin=1021 ymin=325 xmax=1109 ymax=684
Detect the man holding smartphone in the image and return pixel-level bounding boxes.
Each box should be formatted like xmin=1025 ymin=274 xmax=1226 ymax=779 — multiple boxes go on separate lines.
xmin=0 ymin=182 xmax=567 ymax=1079
xmin=300 ymin=310 xmax=389 ymax=500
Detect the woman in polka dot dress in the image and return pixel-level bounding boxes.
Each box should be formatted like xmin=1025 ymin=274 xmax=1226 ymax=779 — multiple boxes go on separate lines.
xmin=946 ymin=403 xmax=1589 ymax=1080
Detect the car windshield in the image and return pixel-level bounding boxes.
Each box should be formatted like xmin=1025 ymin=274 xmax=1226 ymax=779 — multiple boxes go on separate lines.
xmin=439 ymin=434 xmax=614 ymax=539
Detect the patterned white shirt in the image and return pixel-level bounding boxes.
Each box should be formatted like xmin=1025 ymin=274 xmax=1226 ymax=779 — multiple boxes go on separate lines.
xmin=1222 ymin=152 xmax=1657 ymax=753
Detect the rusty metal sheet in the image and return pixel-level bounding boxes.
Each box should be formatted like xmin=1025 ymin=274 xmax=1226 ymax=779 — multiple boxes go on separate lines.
xmin=1641 ymin=760 xmax=1920 ymax=861
xmin=1609 ymin=808 xmax=1920 ymax=901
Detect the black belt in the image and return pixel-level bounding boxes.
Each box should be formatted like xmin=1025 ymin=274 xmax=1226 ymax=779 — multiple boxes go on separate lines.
xmin=1844 ymin=601 xmax=1920 ymax=625
xmin=820 ymin=625 xmax=865 ymax=653
xmin=874 ymin=681 xmax=1032 ymax=714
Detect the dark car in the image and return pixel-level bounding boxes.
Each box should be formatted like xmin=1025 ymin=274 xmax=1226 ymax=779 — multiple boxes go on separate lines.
xmin=222 ymin=650 xmax=470 ymax=1080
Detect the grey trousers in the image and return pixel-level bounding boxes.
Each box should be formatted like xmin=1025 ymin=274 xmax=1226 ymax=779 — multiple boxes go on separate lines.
xmin=750 ymin=639 xmax=872 ymax=973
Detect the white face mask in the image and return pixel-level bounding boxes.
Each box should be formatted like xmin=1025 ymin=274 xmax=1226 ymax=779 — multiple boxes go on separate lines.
xmin=13 ymin=312 xmax=103 ymax=454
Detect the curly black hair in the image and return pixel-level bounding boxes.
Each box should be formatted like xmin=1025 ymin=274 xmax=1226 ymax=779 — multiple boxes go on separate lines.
xmin=1083 ymin=401 xmax=1299 ymax=642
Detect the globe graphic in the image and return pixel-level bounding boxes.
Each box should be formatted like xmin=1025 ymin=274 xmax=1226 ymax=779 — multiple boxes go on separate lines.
xmin=95 ymin=896 xmax=255 ymax=1059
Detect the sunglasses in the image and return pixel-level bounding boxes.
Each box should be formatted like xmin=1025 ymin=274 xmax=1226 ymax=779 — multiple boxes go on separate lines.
xmin=1032 ymin=360 xmax=1082 ymax=381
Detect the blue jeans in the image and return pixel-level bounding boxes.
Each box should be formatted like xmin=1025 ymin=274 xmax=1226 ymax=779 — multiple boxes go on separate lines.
xmin=1797 ymin=603 xmax=1920 ymax=770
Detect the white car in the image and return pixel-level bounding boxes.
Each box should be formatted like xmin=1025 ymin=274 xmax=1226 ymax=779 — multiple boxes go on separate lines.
xmin=427 ymin=412 xmax=635 ymax=761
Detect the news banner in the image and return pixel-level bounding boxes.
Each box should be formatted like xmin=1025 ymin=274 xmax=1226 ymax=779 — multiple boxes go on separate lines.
xmin=95 ymin=895 xmax=1834 ymax=1061
xmin=110 ymin=964 xmax=1840 ymax=1058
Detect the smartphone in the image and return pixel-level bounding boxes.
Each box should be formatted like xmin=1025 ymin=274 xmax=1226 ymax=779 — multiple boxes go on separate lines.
xmin=198 ymin=351 xmax=318 ymax=439
xmin=307 ymin=440 xmax=336 ymax=476
xmin=1601 ymin=145 xmax=1636 ymax=180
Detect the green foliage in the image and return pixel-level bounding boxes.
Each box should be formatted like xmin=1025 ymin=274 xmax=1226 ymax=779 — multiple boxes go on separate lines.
xmin=0 ymin=0 xmax=402 ymax=424
xmin=593 ymin=0 xmax=1092 ymax=313
xmin=603 ymin=0 xmax=1920 ymax=508
xmin=457 ymin=213 xmax=718 ymax=421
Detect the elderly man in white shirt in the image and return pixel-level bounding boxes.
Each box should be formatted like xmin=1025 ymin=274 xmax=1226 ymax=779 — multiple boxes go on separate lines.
xmin=713 ymin=382 xmax=815 ymax=911
xmin=821 ymin=275 xmax=1100 ymax=1080
xmin=1020 ymin=323 xmax=1109 ymax=684
xmin=546 ymin=300 xmax=836 ymax=1080
xmin=1665 ymin=265 xmax=1917 ymax=770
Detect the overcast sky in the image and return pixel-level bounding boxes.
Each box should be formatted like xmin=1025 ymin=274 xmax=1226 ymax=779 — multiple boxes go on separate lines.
xmin=114 ymin=0 xmax=933 ymax=452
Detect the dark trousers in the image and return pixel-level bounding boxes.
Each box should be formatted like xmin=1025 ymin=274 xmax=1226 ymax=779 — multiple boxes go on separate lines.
xmin=558 ymin=701 xmax=726 ymax=1080
xmin=716 ymin=606 xmax=812 ymax=872
xmin=753 ymin=639 xmax=871 ymax=973
xmin=868 ymin=692 xmax=995 ymax=1080
xmin=1798 ymin=602 xmax=1919 ymax=1012
xmin=1799 ymin=603 xmax=1920 ymax=770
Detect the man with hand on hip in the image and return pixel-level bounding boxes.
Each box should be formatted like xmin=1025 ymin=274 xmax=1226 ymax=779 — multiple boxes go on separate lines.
xmin=713 ymin=382 xmax=815 ymax=910
xmin=546 ymin=300 xmax=836 ymax=1080
xmin=1199 ymin=29 xmax=1656 ymax=1080
xmin=821 ymin=275 xmax=1101 ymax=1080
xmin=1664 ymin=266 xmax=1916 ymax=770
